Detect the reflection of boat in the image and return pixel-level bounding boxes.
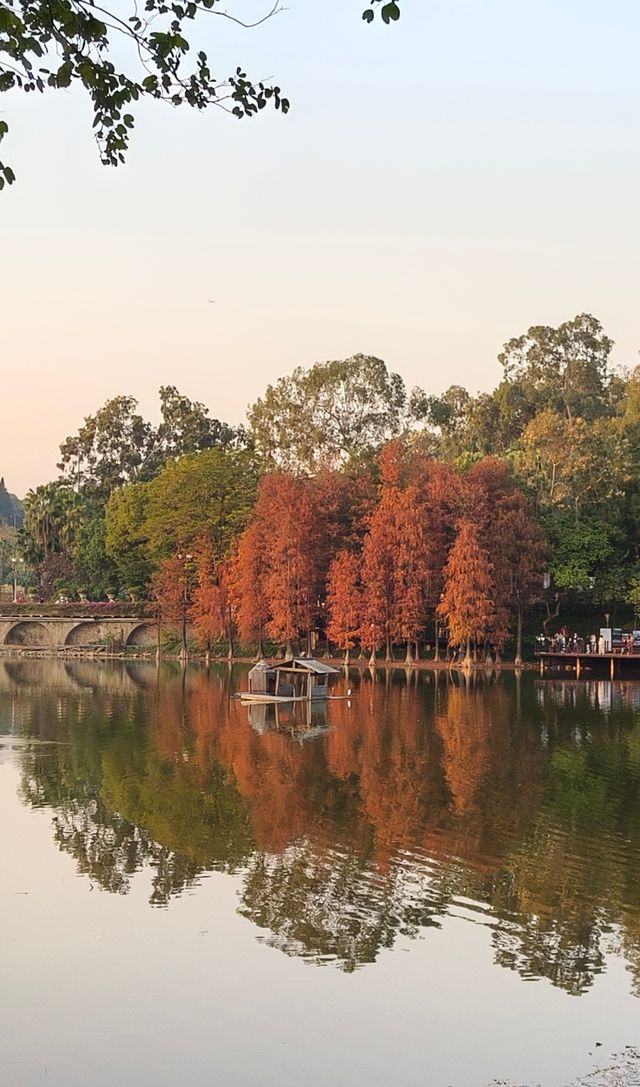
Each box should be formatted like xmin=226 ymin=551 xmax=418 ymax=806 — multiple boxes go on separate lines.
xmin=240 ymin=693 xmax=306 ymax=704
xmin=246 ymin=693 xmax=330 ymax=737
xmin=243 ymin=658 xmax=340 ymax=702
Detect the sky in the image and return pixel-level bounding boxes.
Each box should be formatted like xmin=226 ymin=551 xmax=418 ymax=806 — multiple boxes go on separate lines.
xmin=1 ymin=0 xmax=639 ymax=497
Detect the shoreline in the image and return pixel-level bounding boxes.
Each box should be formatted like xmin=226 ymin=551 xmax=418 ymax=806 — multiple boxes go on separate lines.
xmin=0 ymin=646 xmax=537 ymax=670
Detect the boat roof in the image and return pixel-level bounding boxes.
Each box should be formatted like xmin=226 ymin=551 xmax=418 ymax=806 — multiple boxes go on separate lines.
xmin=248 ymin=659 xmax=275 ymax=675
xmin=275 ymin=658 xmax=340 ymax=675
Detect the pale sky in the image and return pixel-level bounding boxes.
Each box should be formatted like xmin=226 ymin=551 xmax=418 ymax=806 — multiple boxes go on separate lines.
xmin=1 ymin=0 xmax=639 ymax=497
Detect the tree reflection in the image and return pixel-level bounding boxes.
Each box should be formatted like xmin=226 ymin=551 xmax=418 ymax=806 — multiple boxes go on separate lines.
xmin=5 ymin=660 xmax=640 ymax=992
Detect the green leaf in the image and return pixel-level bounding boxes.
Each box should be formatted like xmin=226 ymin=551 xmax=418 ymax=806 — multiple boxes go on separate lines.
xmin=56 ymin=61 xmax=73 ymax=88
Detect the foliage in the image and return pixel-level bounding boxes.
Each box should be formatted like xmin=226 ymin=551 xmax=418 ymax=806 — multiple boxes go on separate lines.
xmin=437 ymin=519 xmax=497 ymax=656
xmin=189 ymin=537 xmax=232 ymax=653
xmin=326 ymin=549 xmax=361 ymax=656
xmin=57 ymin=387 xmax=240 ymax=502
xmin=17 ymin=308 xmax=640 ymax=647
xmin=362 ymin=1 xmax=401 ymax=24
xmin=58 ymin=396 xmax=155 ymax=499
xmin=0 ymin=476 xmax=22 ymax=524
xmin=228 ymin=521 xmax=269 ymax=648
xmin=141 ymin=446 xmax=259 ymax=558
xmin=0 ymin=0 xmax=405 ymax=188
xmin=545 ymin=512 xmax=616 ymax=592
xmin=498 ymin=313 xmax=615 ymax=424
xmin=248 ymin=355 xmax=412 ymax=473
xmin=104 ymin=482 xmax=153 ymax=599
xmin=0 ymin=0 xmax=290 ymax=187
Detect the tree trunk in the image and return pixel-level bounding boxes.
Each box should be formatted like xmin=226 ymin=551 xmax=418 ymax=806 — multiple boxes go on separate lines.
xmin=514 ymin=604 xmax=523 ymax=667
xmin=464 ymin=636 xmax=472 ymax=667
xmin=385 ymin=634 xmax=392 ymax=662
xmin=434 ymin=618 xmax=440 ymax=662
xmin=344 ymin=647 xmax=350 ymax=667
xmin=405 ymin=641 xmax=413 ymax=664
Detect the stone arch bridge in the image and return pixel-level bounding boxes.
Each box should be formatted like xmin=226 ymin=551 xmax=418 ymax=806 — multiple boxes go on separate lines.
xmin=0 ymin=615 xmax=158 ymax=649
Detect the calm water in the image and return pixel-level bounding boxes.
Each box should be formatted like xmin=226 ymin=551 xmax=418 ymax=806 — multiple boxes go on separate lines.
xmin=2 ymin=660 xmax=640 ymax=1087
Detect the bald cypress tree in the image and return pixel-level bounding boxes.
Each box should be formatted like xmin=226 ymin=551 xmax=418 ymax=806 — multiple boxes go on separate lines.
xmin=437 ymin=520 xmax=495 ymax=665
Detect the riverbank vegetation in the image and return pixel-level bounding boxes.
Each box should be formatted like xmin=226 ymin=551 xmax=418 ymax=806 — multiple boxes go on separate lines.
xmin=6 ymin=312 xmax=640 ymax=660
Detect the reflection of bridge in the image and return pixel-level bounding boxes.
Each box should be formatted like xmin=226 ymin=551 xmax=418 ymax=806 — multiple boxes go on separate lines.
xmin=0 ymin=615 xmax=157 ymax=649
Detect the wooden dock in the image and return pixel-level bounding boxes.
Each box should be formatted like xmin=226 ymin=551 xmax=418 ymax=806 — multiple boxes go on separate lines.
xmin=537 ymin=652 xmax=640 ymax=678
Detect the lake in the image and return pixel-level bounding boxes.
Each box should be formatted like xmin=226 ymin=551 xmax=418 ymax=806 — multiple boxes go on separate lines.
xmin=1 ymin=660 xmax=639 ymax=1087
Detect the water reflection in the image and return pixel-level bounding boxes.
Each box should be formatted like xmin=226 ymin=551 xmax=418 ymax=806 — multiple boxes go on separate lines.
xmin=3 ymin=660 xmax=640 ymax=995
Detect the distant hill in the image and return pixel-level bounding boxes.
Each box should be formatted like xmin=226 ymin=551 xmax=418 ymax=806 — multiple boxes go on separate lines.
xmin=0 ymin=478 xmax=23 ymax=526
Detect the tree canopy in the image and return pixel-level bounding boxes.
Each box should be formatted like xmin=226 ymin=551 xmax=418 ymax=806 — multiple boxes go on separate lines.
xmin=248 ymin=354 xmax=412 ymax=473
xmin=0 ymin=0 xmax=401 ymax=188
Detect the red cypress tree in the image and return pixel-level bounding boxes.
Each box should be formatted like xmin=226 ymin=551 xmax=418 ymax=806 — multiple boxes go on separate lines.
xmin=229 ymin=521 xmax=270 ymax=655
xmin=360 ymin=442 xmax=449 ymax=662
xmin=326 ymin=549 xmax=362 ymax=664
xmin=233 ymin=473 xmax=327 ymax=655
xmin=150 ymin=549 xmax=195 ymax=654
xmin=437 ymin=519 xmax=495 ymax=664
xmin=189 ymin=539 xmax=233 ymax=657
xmin=465 ymin=458 xmax=545 ymax=661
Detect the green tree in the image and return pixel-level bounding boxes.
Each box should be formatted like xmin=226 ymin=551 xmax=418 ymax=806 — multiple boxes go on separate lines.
xmin=106 ymin=446 xmax=260 ymax=589
xmin=154 ymin=385 xmax=240 ymax=464
xmin=58 ymin=395 xmax=155 ymax=499
xmin=514 ymin=408 xmax=628 ymax=520
xmin=104 ymin=483 xmax=153 ymax=599
xmin=498 ymin=313 xmax=615 ymax=424
xmin=71 ymin=503 xmax=119 ymax=599
xmin=248 ymin=354 xmax=410 ymax=473
xmin=21 ymin=480 xmax=78 ymax=564
xmin=58 ymin=389 xmax=239 ymax=500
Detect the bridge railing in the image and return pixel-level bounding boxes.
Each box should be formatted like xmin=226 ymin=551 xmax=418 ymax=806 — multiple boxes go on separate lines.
xmin=0 ymin=602 xmax=156 ymax=620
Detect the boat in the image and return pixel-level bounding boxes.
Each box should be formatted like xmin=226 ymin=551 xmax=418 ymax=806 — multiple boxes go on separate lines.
xmin=242 ymin=658 xmax=340 ymax=702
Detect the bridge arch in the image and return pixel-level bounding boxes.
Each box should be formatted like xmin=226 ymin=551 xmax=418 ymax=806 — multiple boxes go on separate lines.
xmin=64 ymin=622 xmax=115 ymax=647
xmin=125 ymin=622 xmax=157 ymax=647
xmin=4 ymin=621 xmax=54 ymax=647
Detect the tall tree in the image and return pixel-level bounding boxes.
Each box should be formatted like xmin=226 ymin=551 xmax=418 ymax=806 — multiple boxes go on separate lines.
xmin=248 ymin=355 xmax=412 ymax=473
xmin=465 ymin=458 xmax=546 ymax=663
xmin=326 ymin=550 xmax=362 ymax=664
xmin=189 ymin=539 xmax=233 ymax=658
xmin=153 ymin=385 xmax=240 ymax=464
xmin=104 ymin=483 xmax=153 ymax=599
xmin=140 ymin=446 xmax=260 ymax=559
xmin=229 ymin=521 xmax=270 ymax=655
xmin=359 ymin=443 xmax=454 ymax=662
xmin=498 ymin=313 xmax=615 ymax=424
xmin=437 ymin=520 xmax=496 ymax=665
xmin=235 ymin=473 xmax=327 ymax=654
xmin=58 ymin=396 xmax=155 ymax=499
xmin=150 ymin=550 xmax=195 ymax=654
